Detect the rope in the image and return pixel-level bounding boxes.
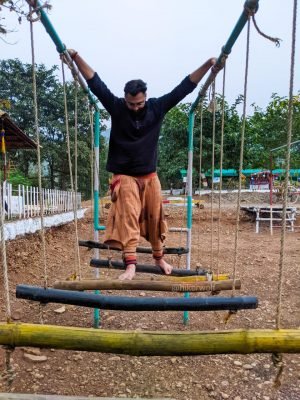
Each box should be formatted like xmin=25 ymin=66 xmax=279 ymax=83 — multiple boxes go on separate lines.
xmin=87 ymin=101 xmax=95 ymax=237
xmin=196 ymin=102 xmax=203 ymax=266
xmin=0 ymin=346 xmax=15 ymax=388
xmin=209 ymin=80 xmax=216 ymax=273
xmin=251 ymin=15 xmax=282 ymax=47
xmin=276 ymin=0 xmax=297 ymax=331
xmin=0 ymin=181 xmax=11 ymax=322
xmin=216 ymin=62 xmax=227 ymax=278
xmin=29 ymin=5 xmax=48 ymax=289
xmin=61 ymin=60 xmax=81 ymax=280
xmin=73 ymin=78 xmax=82 ymax=279
xmin=272 ymin=0 xmax=297 ymax=386
xmin=26 ymin=1 xmax=52 ymax=23
xmin=0 ymin=166 xmax=14 ymax=381
xmin=231 ymin=17 xmax=251 ymax=297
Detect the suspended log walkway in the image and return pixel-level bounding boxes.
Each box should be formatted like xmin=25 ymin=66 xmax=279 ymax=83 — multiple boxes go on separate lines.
xmin=0 ymin=323 xmax=299 ymax=355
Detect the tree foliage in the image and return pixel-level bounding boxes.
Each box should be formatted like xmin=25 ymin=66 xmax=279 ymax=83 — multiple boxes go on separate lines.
xmin=158 ymin=91 xmax=300 ymax=188
xmin=0 ymin=58 xmax=109 ymax=198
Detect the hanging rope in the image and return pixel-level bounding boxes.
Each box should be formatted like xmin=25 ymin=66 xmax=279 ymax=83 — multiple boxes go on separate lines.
xmin=216 ymin=62 xmax=227 ymax=278
xmin=0 ymin=182 xmax=11 ymax=322
xmin=73 ymin=78 xmax=82 ymax=278
xmin=243 ymin=3 xmax=281 ymax=47
xmin=61 ymin=60 xmax=82 ymax=280
xmin=231 ymin=17 xmax=251 ymax=297
xmin=196 ymin=102 xmax=204 ymax=266
xmin=276 ymin=0 xmax=297 ymax=331
xmin=209 ymin=80 xmax=216 ymax=273
xmin=273 ymin=0 xmax=298 ymax=387
xmin=87 ymin=101 xmax=95 ymax=237
xmin=251 ymin=15 xmax=282 ymax=47
xmin=29 ymin=5 xmax=48 ymax=289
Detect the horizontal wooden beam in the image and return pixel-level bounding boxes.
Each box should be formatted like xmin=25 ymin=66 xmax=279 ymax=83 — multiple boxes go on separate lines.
xmin=53 ymin=278 xmax=241 ymax=292
xmin=163 ymin=274 xmax=231 ymax=282
xmin=90 ymin=259 xmax=207 ymax=276
xmin=16 ymin=285 xmax=257 ymax=311
xmin=0 ymin=394 xmax=173 ymax=400
xmin=0 ymin=323 xmax=299 ymax=355
xmin=79 ymin=240 xmax=188 ymax=255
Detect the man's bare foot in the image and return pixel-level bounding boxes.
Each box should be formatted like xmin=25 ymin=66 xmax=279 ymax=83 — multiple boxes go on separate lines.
xmin=156 ymin=258 xmax=173 ymax=275
xmin=118 ymin=264 xmax=136 ymax=280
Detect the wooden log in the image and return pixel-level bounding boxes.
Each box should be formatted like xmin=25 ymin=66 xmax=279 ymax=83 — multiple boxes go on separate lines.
xmin=0 ymin=396 xmax=172 ymax=400
xmin=90 ymin=259 xmax=207 ymax=276
xmin=53 ymin=278 xmax=241 ymax=292
xmin=79 ymin=240 xmax=188 ymax=255
xmin=0 ymin=395 xmax=174 ymax=400
xmin=155 ymin=274 xmax=230 ymax=282
xmin=16 ymin=285 xmax=257 ymax=311
xmin=0 ymin=323 xmax=299 ymax=355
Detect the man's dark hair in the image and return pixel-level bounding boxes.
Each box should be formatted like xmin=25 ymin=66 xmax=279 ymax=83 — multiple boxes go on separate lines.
xmin=124 ymin=79 xmax=147 ymax=96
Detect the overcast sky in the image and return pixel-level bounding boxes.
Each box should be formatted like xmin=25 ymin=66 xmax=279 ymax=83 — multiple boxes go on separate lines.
xmin=1 ymin=0 xmax=299 ymax=112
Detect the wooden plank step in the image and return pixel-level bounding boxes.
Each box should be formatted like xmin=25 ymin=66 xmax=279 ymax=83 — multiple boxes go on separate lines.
xmin=79 ymin=240 xmax=188 ymax=255
xmin=90 ymin=259 xmax=207 ymax=276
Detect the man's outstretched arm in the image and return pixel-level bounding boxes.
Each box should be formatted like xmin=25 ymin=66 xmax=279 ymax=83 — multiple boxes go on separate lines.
xmin=189 ymin=57 xmax=217 ymax=84
xmin=64 ymin=49 xmax=118 ymax=115
xmin=66 ymin=49 xmax=95 ymax=80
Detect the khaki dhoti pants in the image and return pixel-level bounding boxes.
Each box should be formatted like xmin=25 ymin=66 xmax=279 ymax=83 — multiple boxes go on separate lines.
xmin=104 ymin=173 xmax=168 ymax=265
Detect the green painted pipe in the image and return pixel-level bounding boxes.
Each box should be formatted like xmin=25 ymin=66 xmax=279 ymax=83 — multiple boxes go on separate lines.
xmin=185 ymin=0 xmax=259 ymax=324
xmin=93 ymin=110 xmax=105 ymax=232
xmin=191 ymin=0 xmax=259 ymax=111
xmin=28 ymin=0 xmax=99 ymax=110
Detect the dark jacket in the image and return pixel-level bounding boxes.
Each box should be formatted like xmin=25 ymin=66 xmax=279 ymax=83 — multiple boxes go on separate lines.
xmin=87 ymin=73 xmax=196 ymax=175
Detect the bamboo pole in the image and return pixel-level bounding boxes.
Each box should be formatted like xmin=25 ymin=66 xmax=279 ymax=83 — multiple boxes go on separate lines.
xmin=0 ymin=323 xmax=299 ymax=355
xmin=160 ymin=274 xmax=230 ymax=282
xmin=53 ymin=278 xmax=241 ymax=292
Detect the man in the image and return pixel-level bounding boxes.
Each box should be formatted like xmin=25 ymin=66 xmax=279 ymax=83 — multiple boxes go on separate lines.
xmin=67 ymin=49 xmax=217 ymax=280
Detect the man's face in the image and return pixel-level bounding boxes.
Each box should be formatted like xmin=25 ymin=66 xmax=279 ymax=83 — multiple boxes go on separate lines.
xmin=125 ymin=92 xmax=146 ymax=113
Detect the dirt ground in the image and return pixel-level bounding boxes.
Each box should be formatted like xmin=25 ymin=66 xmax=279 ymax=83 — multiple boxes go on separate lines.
xmin=0 ymin=193 xmax=299 ymax=400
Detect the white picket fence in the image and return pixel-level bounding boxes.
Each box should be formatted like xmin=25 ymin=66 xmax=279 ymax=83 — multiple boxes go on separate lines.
xmin=2 ymin=182 xmax=81 ymax=221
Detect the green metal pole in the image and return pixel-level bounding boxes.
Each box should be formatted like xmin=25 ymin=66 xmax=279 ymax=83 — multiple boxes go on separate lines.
xmin=93 ymin=111 xmax=106 ymax=233
xmin=184 ymin=0 xmax=259 ymax=325
xmin=27 ymin=0 xmax=99 ymax=111
xmin=191 ymin=0 xmax=259 ymax=112
xmin=183 ymin=111 xmax=195 ymax=325
xmin=93 ymin=110 xmax=105 ymax=329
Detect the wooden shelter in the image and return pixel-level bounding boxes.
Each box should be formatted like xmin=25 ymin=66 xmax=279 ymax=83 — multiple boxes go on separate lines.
xmin=0 ymin=109 xmax=37 ymax=179
xmin=0 ymin=109 xmax=37 ymax=150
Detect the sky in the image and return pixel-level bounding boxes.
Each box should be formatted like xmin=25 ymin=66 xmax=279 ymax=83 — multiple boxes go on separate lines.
xmin=1 ymin=0 xmax=299 ymax=113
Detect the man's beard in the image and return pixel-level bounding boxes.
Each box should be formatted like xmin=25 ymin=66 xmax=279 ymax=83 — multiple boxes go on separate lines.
xmin=129 ymin=105 xmax=147 ymax=120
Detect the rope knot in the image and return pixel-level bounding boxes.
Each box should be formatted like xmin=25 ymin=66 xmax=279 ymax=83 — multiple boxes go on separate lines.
xmin=0 ymin=346 xmax=16 ymax=388
xmin=252 ymin=15 xmax=282 ymax=47
xmin=272 ymin=352 xmax=284 ymax=388
xmin=27 ymin=1 xmax=52 ymax=23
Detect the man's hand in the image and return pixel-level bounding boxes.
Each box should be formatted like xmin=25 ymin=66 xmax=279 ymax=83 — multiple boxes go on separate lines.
xmin=190 ymin=57 xmax=219 ymax=84
xmin=67 ymin=49 xmax=78 ymax=60
xmin=60 ymin=49 xmax=78 ymax=65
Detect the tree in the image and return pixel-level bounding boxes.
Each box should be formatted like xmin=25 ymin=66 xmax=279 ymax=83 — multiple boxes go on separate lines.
xmin=247 ymin=92 xmax=300 ymax=169
xmin=0 ymin=58 xmax=110 ymax=199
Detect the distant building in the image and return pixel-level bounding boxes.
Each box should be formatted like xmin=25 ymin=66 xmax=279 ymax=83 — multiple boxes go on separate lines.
xmin=0 ymin=109 xmax=37 ymax=179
